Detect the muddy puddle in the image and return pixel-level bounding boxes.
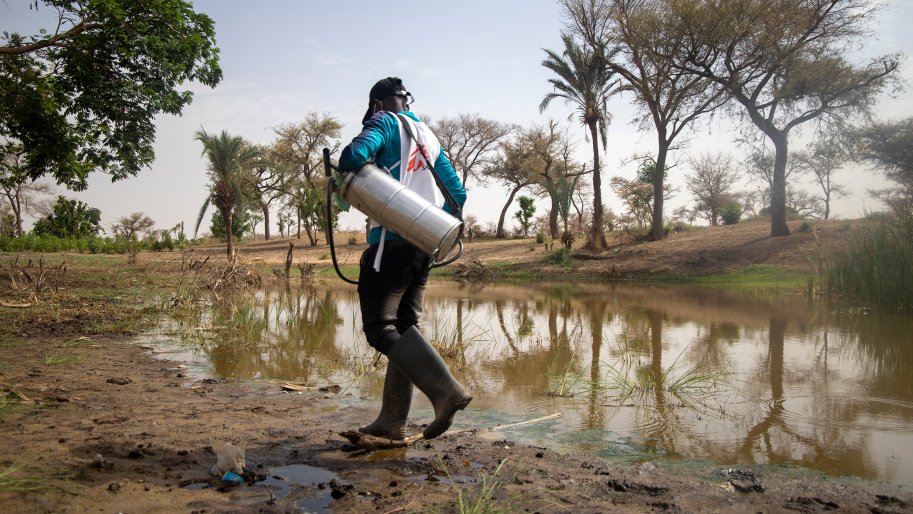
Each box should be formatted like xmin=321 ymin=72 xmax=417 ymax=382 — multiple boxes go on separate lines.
xmin=141 ymin=279 xmax=913 ymax=487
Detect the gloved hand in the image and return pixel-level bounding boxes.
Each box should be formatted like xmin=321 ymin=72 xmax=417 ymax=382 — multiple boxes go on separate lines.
xmin=330 ymin=170 xmax=350 ymax=212
xmin=333 ymin=191 xmax=350 ymax=212
xmin=331 ymin=169 xmax=346 ymax=189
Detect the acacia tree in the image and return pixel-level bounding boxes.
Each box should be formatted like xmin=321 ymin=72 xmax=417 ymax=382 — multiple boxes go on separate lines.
xmin=271 ymin=113 xmax=342 ymax=243
xmin=561 ymin=0 xmax=727 ymax=241
xmin=0 ymin=144 xmax=54 ymax=236
xmin=612 ymin=157 xmax=675 ymax=229
xmin=528 ymin=121 xmax=582 ymax=239
xmin=794 ymin=134 xmax=848 ymax=220
xmin=541 ymin=33 xmax=621 ymax=250
xmin=1 ymin=0 xmax=221 ymax=189
xmin=194 ymin=129 xmax=260 ymax=259
xmin=243 ymin=145 xmax=286 ymax=241
xmin=485 ymin=129 xmax=541 ymax=238
xmin=112 ymin=212 xmax=154 ymax=264
xmin=685 ymin=153 xmax=740 ymax=226
xmin=430 ymin=114 xmax=514 ymax=190
xmin=665 ymin=0 xmax=900 ymax=236
xmin=852 ymin=118 xmax=913 ymax=218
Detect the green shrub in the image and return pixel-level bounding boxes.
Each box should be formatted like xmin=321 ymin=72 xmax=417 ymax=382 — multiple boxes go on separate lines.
xmin=545 ymin=247 xmax=575 ymax=267
xmin=721 ymin=202 xmax=743 ymax=225
xmin=535 ymin=231 xmax=546 ymax=244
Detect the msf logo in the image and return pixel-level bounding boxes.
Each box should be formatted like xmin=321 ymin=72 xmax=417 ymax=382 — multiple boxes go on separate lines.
xmin=406 ymin=145 xmax=430 ymax=173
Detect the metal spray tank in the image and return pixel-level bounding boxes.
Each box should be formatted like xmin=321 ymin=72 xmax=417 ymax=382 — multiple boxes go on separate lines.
xmin=339 ymin=163 xmax=462 ymax=261
xmin=322 ymin=148 xmax=463 ymax=284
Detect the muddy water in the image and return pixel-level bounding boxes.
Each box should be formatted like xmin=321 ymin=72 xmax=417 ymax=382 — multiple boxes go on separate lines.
xmin=152 ymin=280 xmax=913 ymax=487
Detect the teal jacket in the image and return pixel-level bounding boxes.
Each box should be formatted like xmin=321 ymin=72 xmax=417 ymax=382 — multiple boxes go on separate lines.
xmin=339 ymin=111 xmax=466 ymax=245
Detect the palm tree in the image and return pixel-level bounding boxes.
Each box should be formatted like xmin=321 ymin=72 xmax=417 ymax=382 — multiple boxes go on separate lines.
xmin=541 ymin=33 xmax=619 ymax=250
xmin=193 ymin=129 xmax=260 ymax=259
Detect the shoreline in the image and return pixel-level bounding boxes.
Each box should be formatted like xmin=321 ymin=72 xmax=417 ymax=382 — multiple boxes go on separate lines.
xmin=3 ymin=333 xmax=912 ymax=513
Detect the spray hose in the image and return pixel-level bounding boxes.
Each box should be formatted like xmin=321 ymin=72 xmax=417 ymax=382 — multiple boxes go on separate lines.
xmin=322 ymin=148 xmax=462 ymax=285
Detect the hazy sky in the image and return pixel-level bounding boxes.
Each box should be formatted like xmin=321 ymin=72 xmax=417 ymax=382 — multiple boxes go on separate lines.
xmin=6 ymin=0 xmax=913 ymax=235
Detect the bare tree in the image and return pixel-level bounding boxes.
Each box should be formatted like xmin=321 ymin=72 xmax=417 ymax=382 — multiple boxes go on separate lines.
xmin=666 ymin=0 xmax=901 ymax=236
xmin=0 ymin=144 xmax=54 ymax=236
xmin=430 ymin=114 xmax=514 ymax=190
xmin=685 ymin=153 xmax=740 ymax=226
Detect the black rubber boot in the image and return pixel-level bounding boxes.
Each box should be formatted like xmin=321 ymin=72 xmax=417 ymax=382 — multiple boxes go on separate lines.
xmin=358 ymin=361 xmax=412 ymax=440
xmin=387 ymin=326 xmax=472 ymax=439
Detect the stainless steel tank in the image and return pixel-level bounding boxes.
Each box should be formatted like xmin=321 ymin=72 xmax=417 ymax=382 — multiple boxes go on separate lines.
xmin=339 ymin=164 xmax=462 ymax=261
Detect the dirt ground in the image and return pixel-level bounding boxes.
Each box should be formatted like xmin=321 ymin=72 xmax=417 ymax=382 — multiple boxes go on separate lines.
xmin=3 ymin=220 xmax=912 ymax=513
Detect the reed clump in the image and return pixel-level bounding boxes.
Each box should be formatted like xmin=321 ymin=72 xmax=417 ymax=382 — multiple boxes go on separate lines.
xmin=824 ymin=213 xmax=913 ymax=311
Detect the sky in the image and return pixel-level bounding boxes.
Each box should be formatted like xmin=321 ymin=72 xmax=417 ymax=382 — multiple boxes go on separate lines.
xmin=5 ymin=0 xmax=913 ymax=235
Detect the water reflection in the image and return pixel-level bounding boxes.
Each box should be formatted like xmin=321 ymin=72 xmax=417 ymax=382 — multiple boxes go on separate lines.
xmin=160 ymin=279 xmax=913 ymax=486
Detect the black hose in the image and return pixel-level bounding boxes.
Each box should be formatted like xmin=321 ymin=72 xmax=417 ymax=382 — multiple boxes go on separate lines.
xmin=325 ymin=178 xmax=359 ymax=285
xmin=323 ymin=147 xmax=359 ymax=285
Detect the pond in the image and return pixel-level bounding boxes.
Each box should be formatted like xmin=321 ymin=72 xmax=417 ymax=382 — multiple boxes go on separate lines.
xmin=145 ymin=279 xmax=913 ymax=487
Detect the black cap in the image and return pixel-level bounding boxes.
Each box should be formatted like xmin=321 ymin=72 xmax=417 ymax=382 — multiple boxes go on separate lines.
xmin=362 ymin=77 xmax=409 ymax=124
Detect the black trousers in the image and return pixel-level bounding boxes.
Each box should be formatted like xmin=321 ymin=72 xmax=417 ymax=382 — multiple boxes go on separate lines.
xmin=358 ymin=241 xmax=431 ymax=355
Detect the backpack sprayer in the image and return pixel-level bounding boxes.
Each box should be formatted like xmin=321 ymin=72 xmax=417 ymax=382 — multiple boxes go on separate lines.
xmin=322 ymin=147 xmax=463 ymax=285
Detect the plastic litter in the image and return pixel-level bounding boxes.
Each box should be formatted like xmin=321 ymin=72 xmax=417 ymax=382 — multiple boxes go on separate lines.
xmin=210 ymin=442 xmax=245 ymax=476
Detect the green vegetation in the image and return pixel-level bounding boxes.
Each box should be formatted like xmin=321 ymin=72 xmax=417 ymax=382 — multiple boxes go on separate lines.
xmin=44 ymin=353 xmax=77 ymax=366
xmin=825 ymin=215 xmax=913 ymax=311
xmin=654 ymin=264 xmax=812 ymax=292
xmin=0 ymin=234 xmax=194 ymax=254
xmin=31 ymin=197 xmax=102 ymax=238
xmin=544 ymin=247 xmax=575 ymax=268
xmin=1 ymin=0 xmax=221 ymax=189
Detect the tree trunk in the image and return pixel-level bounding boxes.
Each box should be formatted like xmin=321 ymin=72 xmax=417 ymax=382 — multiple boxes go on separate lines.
xmin=497 ymin=183 xmax=528 ymax=238
xmin=770 ymin=133 xmax=791 ymax=237
xmin=262 ymin=205 xmax=271 ymax=240
xmin=223 ymin=208 xmax=234 ymax=259
xmin=823 ymin=189 xmax=831 ymax=220
xmin=548 ymin=194 xmax=559 ymax=239
xmin=296 ymin=206 xmax=302 ymax=239
xmin=306 ymin=223 xmax=317 ymax=246
xmin=588 ymin=122 xmax=608 ymax=249
xmin=650 ymin=134 xmax=669 ymax=241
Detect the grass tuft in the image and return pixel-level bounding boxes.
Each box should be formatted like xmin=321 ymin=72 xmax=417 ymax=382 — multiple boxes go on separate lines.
xmin=0 ymin=464 xmax=45 ymax=493
xmin=44 ymin=353 xmax=77 ymax=366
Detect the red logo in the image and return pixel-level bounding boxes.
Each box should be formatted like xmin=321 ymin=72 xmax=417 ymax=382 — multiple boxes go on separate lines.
xmin=406 ymin=145 xmax=429 ymax=172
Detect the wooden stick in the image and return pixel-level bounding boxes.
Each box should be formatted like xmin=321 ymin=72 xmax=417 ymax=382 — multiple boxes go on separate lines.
xmin=256 ymin=379 xmax=341 ymax=393
xmin=339 ymin=413 xmax=562 ymax=450
xmin=0 ymin=301 xmax=32 ymax=308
